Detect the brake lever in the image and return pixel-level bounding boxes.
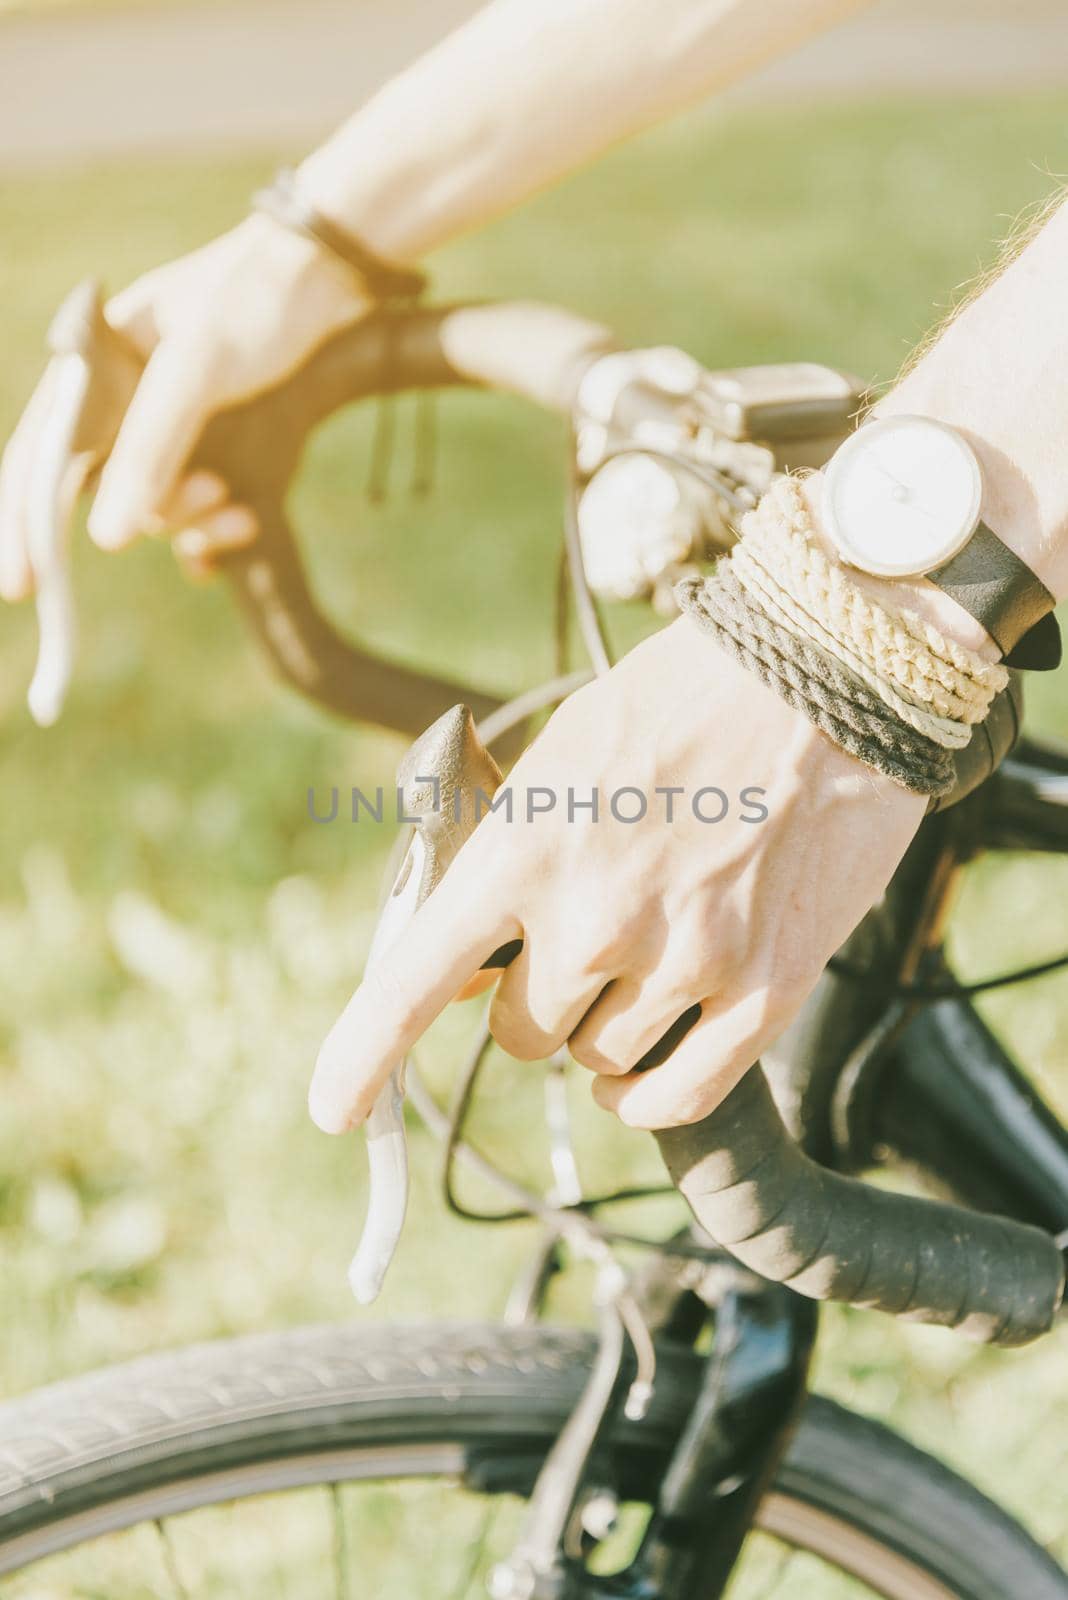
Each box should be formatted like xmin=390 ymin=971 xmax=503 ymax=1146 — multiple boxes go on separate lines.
xmin=349 ymin=704 xmax=502 ymax=1303
xmin=22 ymin=281 xmax=141 ymax=726
xmin=25 ymin=348 xmax=88 ymax=727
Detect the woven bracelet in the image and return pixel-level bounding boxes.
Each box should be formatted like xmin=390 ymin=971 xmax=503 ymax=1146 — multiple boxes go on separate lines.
xmin=677 ymin=569 xmax=955 ymax=799
xmin=733 ymin=476 xmax=1008 ymax=745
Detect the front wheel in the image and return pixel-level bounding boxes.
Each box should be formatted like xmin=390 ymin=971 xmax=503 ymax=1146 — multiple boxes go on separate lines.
xmin=0 ymin=1321 xmax=1063 ymax=1598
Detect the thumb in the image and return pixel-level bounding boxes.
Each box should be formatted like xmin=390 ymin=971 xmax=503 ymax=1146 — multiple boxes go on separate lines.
xmin=310 ymin=852 xmax=520 ymax=1135
xmin=87 ymin=338 xmax=216 ymax=550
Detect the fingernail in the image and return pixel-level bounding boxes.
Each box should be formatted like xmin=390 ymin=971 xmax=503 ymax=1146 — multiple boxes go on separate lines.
xmin=0 ymin=569 xmax=30 ymax=603
xmin=590 ymin=1081 xmax=609 ymax=1110
xmin=308 ymin=1055 xmax=355 ymax=1135
xmin=212 ymin=505 xmax=257 ymax=545
xmin=308 ymin=1089 xmax=353 ymax=1136
xmin=182 ymin=469 xmax=226 ymax=514
xmin=174 ymin=528 xmax=210 ymax=560
xmin=87 ymin=500 xmax=133 ymax=550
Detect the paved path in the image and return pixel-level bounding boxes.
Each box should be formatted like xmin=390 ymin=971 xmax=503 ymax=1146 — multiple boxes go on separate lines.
xmin=1 ymin=0 xmax=1066 ymax=171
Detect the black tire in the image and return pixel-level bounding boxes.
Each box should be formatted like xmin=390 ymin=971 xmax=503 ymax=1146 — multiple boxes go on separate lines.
xmin=0 ymin=1321 xmax=1063 ymax=1597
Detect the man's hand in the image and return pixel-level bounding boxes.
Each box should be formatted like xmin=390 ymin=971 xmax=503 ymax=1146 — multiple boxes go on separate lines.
xmin=0 ymin=214 xmax=367 ymax=599
xmin=310 ymin=617 xmax=923 ymax=1133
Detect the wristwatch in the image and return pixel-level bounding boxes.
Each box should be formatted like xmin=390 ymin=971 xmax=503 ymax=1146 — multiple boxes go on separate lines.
xmin=821 ymin=414 xmax=1061 ymax=670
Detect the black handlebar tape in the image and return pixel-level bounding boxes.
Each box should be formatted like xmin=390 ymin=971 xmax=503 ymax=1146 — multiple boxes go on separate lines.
xmin=223 ymin=506 xmax=499 ymax=739
xmin=655 ymin=1065 xmax=1064 ymax=1346
xmin=197 ymin=304 xmax=614 ymax=742
xmin=82 ymin=299 xmax=613 ymax=741
xmin=192 ymin=310 xmax=497 ymax=738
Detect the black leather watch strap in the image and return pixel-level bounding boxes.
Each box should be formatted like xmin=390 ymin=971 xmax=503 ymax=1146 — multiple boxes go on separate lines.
xmin=928 ymin=520 xmax=1061 ymax=671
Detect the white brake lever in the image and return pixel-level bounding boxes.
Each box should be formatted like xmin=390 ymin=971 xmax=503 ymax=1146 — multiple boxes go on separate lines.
xmin=349 ymin=706 xmax=502 ymax=1304
xmin=348 ymin=828 xmax=431 ymax=1305
xmin=21 ymin=281 xmax=142 ymax=728
xmin=26 ymin=351 xmax=91 ymax=727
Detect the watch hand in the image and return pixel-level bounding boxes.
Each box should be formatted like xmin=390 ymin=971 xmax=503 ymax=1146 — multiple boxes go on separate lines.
xmin=872 ymin=457 xmax=910 ymax=494
xmin=871 ymin=457 xmax=939 ymax=523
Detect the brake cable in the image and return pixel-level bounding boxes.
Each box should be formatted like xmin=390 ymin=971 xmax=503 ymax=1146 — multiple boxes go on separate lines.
xmin=405 ymin=1043 xmax=723 ymax=1262
xmin=828 ymin=949 xmax=1068 ymax=999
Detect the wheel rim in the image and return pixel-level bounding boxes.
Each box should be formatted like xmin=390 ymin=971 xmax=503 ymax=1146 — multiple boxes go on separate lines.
xmin=0 ymin=1443 xmax=970 ymax=1598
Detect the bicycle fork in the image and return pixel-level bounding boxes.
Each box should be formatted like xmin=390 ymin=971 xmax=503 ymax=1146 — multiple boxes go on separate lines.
xmin=487 ymin=1272 xmax=817 ymax=1600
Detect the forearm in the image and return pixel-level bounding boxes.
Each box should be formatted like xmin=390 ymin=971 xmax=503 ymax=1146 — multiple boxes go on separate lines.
xmin=875 ymin=195 xmax=1068 ymax=604
xmin=299 ymin=0 xmax=866 ymax=261
xmin=794 ymin=195 xmax=1068 ymax=658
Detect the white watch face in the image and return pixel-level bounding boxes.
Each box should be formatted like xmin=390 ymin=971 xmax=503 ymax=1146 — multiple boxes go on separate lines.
xmin=822 ymin=415 xmax=982 ymax=579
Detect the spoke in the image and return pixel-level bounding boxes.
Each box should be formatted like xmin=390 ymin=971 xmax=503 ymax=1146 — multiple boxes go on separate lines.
xmin=154 ymin=1517 xmax=191 ymax=1600
xmin=330 ymin=1483 xmax=349 ymax=1600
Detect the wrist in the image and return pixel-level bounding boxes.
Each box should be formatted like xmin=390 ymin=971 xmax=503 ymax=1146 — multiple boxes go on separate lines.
xmin=296 ymin=142 xmax=428 ymax=265
xmin=238 ymin=211 xmax=373 ymax=326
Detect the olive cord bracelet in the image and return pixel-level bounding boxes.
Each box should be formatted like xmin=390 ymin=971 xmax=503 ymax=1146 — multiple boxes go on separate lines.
xmin=677 ymin=568 xmax=955 ymax=798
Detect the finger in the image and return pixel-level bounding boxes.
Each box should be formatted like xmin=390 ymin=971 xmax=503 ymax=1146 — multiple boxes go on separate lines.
xmin=310 ymin=858 xmax=521 ymax=1135
xmin=591 ymin=991 xmax=770 ymax=1129
xmin=568 ymin=972 xmax=694 ymax=1077
xmin=454 ymin=969 xmax=502 ymax=1002
xmin=104 ymin=277 xmax=163 ymax=357
xmin=489 ymin=937 xmax=606 ymax=1061
xmin=88 ymin=339 xmax=217 ymax=550
xmin=0 ymin=364 xmax=61 ymax=601
xmin=151 ymin=468 xmax=230 ymax=533
xmin=452 ymin=935 xmax=524 ymax=1001
xmin=172 ymin=504 xmax=258 ymax=581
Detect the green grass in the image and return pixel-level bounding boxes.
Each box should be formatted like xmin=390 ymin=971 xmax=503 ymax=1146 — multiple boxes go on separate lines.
xmin=3 ymin=92 xmax=1068 ymax=1586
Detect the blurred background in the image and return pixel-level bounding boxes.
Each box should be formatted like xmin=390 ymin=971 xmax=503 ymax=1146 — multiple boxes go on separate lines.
xmin=3 ymin=0 xmax=1068 ymax=1591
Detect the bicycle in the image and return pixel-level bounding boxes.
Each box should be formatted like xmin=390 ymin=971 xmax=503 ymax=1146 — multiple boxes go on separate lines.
xmin=2 ymin=294 xmax=1068 ymax=1598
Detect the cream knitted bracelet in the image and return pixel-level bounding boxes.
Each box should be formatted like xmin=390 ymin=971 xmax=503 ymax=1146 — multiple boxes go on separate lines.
xmin=728 ymin=476 xmax=1009 ymax=749
xmin=731 ymin=549 xmax=973 ymax=748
